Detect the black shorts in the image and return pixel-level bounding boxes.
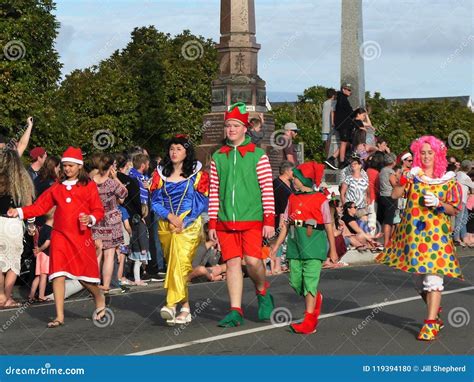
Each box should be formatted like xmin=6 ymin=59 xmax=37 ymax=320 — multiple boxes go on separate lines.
xmin=338 ymin=122 xmax=354 ymax=143
xmin=378 ymin=196 xmax=397 ymax=225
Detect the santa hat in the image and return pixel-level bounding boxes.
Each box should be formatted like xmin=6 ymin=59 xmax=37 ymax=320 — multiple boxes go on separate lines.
xmin=61 ymin=146 xmax=83 ymax=165
xmin=293 ymin=161 xmax=325 ymax=189
xmin=225 ymin=102 xmax=249 ymax=127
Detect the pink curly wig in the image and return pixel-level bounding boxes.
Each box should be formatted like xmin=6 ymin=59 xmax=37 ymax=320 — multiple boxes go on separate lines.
xmin=410 ymin=135 xmax=448 ymax=178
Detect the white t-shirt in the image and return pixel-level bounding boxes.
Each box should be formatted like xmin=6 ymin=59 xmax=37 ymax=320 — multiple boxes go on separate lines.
xmin=322 ymin=99 xmax=336 ymax=134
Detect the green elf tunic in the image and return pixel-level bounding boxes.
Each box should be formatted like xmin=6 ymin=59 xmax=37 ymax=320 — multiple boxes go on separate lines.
xmin=284 ymin=191 xmax=331 ymax=296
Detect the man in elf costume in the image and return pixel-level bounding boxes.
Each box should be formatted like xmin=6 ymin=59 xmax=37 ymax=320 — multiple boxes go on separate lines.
xmin=271 ymin=161 xmax=338 ymax=334
xmin=208 ymin=102 xmax=276 ymax=327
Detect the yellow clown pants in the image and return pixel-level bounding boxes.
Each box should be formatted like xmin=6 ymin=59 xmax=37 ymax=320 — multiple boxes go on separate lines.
xmin=158 ymin=216 xmax=202 ymax=307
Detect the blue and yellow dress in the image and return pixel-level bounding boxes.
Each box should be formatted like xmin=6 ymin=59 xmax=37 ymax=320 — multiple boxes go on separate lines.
xmin=150 ymin=162 xmax=209 ymax=306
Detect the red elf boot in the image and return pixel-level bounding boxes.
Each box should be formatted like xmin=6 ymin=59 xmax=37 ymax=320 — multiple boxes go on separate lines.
xmin=290 ymin=292 xmax=323 ymax=334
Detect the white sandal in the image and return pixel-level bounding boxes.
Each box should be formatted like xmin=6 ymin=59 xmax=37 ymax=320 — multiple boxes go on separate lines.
xmin=175 ymin=307 xmax=192 ymax=324
xmin=160 ymin=306 xmax=176 ymax=324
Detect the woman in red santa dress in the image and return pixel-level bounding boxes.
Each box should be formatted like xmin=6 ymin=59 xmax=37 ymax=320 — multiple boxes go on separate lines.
xmin=8 ymin=147 xmax=106 ymax=328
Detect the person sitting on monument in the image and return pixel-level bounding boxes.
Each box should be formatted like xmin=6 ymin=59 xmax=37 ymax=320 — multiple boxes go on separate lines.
xmin=247 ymin=113 xmax=265 ymax=146
xmin=375 ymin=137 xmax=391 ymax=154
xmin=351 ymin=108 xmax=372 ymax=148
xmin=323 ymin=88 xmax=339 ymax=170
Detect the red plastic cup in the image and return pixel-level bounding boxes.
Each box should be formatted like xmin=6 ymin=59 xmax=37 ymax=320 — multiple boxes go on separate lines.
xmin=79 ymin=212 xmax=88 ymax=231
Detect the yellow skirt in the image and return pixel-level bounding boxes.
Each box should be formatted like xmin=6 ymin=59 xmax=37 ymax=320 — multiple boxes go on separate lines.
xmin=158 ymin=215 xmax=202 ymax=306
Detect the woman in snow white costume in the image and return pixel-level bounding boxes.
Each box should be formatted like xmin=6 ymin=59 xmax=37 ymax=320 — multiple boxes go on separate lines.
xmin=150 ymin=135 xmax=209 ymax=326
xmin=8 ymin=147 xmax=106 ymax=328
xmin=376 ymin=136 xmax=463 ymax=341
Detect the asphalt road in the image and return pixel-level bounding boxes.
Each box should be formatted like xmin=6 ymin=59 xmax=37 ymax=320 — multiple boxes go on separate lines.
xmin=0 ymin=252 xmax=472 ymax=356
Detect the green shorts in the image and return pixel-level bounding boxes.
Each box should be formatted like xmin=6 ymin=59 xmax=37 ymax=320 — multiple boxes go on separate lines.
xmin=289 ymin=259 xmax=323 ymax=297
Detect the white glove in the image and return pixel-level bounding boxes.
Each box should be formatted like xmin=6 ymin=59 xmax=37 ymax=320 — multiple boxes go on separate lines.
xmin=408 ymin=167 xmax=421 ymax=180
xmin=424 ymin=191 xmax=440 ymax=208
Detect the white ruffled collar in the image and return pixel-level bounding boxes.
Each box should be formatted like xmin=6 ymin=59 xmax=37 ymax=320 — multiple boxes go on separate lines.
xmin=157 ymin=161 xmax=202 ymax=181
xmin=62 ymin=179 xmax=79 ymax=186
xmin=410 ymin=167 xmax=456 ymax=184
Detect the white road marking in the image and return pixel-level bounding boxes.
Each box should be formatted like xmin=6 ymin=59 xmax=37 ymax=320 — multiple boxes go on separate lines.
xmin=127 ymin=286 xmax=474 ymax=355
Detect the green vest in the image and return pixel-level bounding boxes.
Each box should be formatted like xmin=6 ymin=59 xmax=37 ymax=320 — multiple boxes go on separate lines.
xmin=212 ymin=137 xmax=265 ymax=224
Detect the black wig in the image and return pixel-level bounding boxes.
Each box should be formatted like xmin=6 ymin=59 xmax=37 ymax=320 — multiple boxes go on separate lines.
xmin=160 ymin=135 xmax=197 ymax=178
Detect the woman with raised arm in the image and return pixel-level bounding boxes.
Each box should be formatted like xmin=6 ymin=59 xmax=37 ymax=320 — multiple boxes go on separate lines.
xmin=0 ymin=149 xmax=35 ymax=308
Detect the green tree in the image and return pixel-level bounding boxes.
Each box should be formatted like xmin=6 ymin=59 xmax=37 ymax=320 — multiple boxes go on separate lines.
xmin=43 ymin=26 xmax=218 ymax=155
xmin=273 ymin=86 xmax=474 ymax=162
xmin=272 ymin=86 xmax=327 ymax=162
xmin=0 ymin=0 xmax=61 ymax=137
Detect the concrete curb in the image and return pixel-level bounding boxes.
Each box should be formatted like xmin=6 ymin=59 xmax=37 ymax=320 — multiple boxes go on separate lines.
xmin=341 ymin=249 xmax=378 ymax=266
xmin=342 ymin=247 xmax=474 ymax=267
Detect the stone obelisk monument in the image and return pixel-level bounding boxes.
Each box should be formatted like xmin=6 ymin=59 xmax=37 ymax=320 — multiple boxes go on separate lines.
xmin=197 ymin=0 xmax=279 ymax=173
xmin=340 ymin=0 xmax=365 ymax=108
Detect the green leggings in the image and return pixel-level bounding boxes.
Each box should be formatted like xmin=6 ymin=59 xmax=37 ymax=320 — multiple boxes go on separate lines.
xmin=289 ymin=259 xmax=323 ymax=297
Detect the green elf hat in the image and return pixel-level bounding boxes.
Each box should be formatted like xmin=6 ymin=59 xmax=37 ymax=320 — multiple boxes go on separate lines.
xmin=224 ymin=102 xmax=249 ymax=126
xmin=293 ymin=161 xmax=325 ymax=189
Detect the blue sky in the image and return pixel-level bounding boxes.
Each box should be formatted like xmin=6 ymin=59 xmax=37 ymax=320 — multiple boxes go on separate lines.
xmin=54 ymin=0 xmax=473 ymax=101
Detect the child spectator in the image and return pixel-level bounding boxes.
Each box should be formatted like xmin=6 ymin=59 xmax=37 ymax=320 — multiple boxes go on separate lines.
xmin=129 ymin=214 xmax=151 ymax=286
xmin=117 ymin=204 xmax=134 ymax=286
xmin=247 ymin=113 xmax=265 ymax=146
xmin=28 ymin=208 xmax=55 ymax=302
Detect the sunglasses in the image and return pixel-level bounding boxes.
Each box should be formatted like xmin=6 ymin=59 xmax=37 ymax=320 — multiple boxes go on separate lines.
xmin=404 ymin=159 xmax=413 ymax=162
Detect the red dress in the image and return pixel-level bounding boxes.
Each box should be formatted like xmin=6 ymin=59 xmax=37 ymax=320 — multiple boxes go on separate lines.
xmin=20 ymin=180 xmax=104 ymax=283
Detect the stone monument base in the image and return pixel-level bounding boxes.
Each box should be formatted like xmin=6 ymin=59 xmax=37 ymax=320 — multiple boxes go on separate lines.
xmin=196 ymin=112 xmax=281 ymax=177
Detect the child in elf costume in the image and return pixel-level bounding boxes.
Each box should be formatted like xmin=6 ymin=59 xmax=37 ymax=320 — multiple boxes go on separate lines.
xmin=271 ymin=161 xmax=338 ymax=334
xmin=208 ymin=102 xmax=276 ymax=327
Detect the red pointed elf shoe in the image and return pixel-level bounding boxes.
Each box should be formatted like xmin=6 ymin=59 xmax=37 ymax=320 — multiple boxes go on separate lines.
xmin=314 ymin=291 xmax=323 ymax=319
xmin=290 ymin=292 xmax=323 ymax=334
xmin=417 ymin=319 xmax=440 ymax=341
xmin=290 ymin=311 xmax=318 ymax=334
